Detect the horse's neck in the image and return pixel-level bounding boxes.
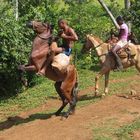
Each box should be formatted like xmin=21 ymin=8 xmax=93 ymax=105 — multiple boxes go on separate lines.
xmin=40 ymin=30 xmax=51 ymax=38
xmin=33 ymin=37 xmax=44 ymax=48
xmin=95 ymin=43 xmax=110 ymax=63
xmin=33 ymin=31 xmax=51 ymax=48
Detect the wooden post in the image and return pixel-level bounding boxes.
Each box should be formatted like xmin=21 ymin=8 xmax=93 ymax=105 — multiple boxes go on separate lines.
xmin=98 ymin=0 xmax=120 ymax=29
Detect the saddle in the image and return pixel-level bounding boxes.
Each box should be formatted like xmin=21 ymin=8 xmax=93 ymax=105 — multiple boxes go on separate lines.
xmin=117 ymin=43 xmax=136 ymax=59
xmin=51 ymin=53 xmax=70 ymax=73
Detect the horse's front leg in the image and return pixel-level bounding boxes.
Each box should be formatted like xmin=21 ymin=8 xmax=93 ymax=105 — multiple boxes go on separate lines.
xmin=104 ymin=71 xmax=110 ymax=96
xmin=18 ymin=64 xmax=36 ymax=72
xmin=95 ymin=72 xmax=103 ymax=96
xmin=95 ymin=67 xmax=110 ymax=97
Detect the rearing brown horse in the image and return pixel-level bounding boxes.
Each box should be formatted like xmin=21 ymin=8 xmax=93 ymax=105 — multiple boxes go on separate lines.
xmin=82 ymin=34 xmax=140 ymax=96
xmin=18 ymin=21 xmax=78 ymax=118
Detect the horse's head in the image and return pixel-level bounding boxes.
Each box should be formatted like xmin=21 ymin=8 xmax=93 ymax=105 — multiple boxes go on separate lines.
xmin=26 ymin=21 xmax=53 ymax=34
xmin=81 ymin=34 xmax=103 ymax=53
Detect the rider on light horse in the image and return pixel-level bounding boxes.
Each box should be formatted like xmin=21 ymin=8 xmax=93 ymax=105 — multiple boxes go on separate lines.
xmin=112 ymin=16 xmax=129 ymax=70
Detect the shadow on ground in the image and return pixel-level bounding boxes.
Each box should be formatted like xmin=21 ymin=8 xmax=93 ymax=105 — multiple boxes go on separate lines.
xmin=0 ymin=112 xmax=54 ymax=131
xmin=0 ymin=93 xmax=101 ymax=131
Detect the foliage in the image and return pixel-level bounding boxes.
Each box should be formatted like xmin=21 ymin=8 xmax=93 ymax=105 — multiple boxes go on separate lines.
xmin=115 ymin=118 xmax=140 ymax=139
xmin=122 ymin=0 xmax=140 ymax=42
xmin=0 ymin=0 xmax=133 ymax=96
xmin=0 ymin=67 xmax=139 ymax=124
xmin=0 ymin=2 xmax=33 ymax=96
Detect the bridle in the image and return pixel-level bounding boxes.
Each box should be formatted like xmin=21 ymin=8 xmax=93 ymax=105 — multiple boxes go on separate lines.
xmin=32 ymin=21 xmax=53 ymax=40
xmin=87 ymin=36 xmax=108 ymax=57
xmin=38 ymin=34 xmax=52 ymax=40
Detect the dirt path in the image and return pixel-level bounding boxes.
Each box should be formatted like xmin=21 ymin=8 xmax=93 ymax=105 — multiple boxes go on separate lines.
xmin=0 ymin=75 xmax=140 ymax=140
xmin=0 ymin=94 xmax=140 ymax=140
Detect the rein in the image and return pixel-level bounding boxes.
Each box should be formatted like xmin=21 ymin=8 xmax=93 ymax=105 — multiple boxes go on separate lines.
xmin=94 ymin=42 xmax=104 ymax=49
xmin=90 ymin=48 xmax=107 ymax=57
xmin=38 ymin=34 xmax=52 ymax=40
xmin=89 ymin=39 xmax=108 ymax=57
xmin=32 ymin=21 xmax=52 ymax=40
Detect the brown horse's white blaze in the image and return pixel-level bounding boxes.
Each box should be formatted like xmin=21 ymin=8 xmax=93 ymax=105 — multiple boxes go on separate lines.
xmin=83 ymin=34 xmax=140 ymax=96
xmin=18 ymin=21 xmax=78 ymax=118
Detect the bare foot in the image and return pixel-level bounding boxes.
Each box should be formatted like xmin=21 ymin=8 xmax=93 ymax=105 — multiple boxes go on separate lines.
xmin=36 ymin=71 xmax=45 ymax=76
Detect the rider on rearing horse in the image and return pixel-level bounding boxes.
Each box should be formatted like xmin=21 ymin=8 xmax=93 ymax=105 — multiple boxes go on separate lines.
xmin=51 ymin=19 xmax=78 ymax=55
xmin=112 ymin=16 xmax=129 ymax=70
xmin=39 ymin=19 xmax=78 ymax=75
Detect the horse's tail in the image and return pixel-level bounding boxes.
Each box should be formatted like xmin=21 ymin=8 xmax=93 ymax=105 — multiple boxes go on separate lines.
xmin=72 ymin=69 xmax=79 ymax=103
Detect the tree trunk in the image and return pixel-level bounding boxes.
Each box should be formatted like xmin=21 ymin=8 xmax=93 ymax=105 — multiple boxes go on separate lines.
xmin=98 ymin=0 xmax=119 ymax=29
xmin=15 ymin=0 xmax=18 ymax=20
xmin=125 ymin=0 xmax=130 ymax=9
xmin=124 ymin=0 xmax=131 ymax=32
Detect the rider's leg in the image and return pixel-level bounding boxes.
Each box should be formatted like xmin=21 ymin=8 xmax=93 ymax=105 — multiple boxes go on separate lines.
xmin=38 ymin=42 xmax=62 ymax=76
xmin=112 ymin=45 xmax=123 ymax=70
xmin=125 ymin=48 xmax=131 ymax=60
xmin=50 ymin=42 xmax=64 ymax=54
xmin=39 ymin=54 xmax=55 ymax=76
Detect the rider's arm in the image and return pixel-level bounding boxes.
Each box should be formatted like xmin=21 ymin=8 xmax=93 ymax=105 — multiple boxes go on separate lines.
xmin=61 ymin=28 xmax=78 ymax=41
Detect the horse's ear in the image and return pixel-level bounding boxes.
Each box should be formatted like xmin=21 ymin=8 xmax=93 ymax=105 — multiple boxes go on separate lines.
xmin=86 ymin=34 xmax=89 ymax=38
xmin=50 ymin=24 xmax=55 ymax=30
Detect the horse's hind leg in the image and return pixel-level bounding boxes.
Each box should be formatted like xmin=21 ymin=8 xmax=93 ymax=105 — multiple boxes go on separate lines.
xmin=104 ymin=71 xmax=110 ymax=95
xmin=54 ymin=82 xmax=68 ymax=116
xmin=70 ymin=81 xmax=78 ymax=115
xmin=61 ymin=66 xmax=77 ymax=118
xmin=135 ymin=62 xmax=140 ymax=73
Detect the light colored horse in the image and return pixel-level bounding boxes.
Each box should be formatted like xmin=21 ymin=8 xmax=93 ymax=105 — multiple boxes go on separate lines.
xmin=82 ymin=34 xmax=140 ymax=96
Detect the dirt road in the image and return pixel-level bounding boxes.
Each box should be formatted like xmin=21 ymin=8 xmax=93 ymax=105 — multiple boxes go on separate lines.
xmin=0 ymin=92 xmax=140 ymax=140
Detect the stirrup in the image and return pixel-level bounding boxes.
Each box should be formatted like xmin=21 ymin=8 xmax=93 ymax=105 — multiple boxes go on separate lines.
xmin=114 ymin=65 xmax=123 ymax=72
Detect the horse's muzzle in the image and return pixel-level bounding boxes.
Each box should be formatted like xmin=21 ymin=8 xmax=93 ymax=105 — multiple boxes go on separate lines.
xmin=26 ymin=21 xmax=33 ymax=28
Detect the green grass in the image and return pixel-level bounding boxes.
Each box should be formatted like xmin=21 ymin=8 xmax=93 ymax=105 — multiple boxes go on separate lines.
xmin=0 ymin=67 xmax=138 ymax=122
xmin=115 ymin=118 xmax=140 ymax=140
xmin=92 ymin=117 xmax=140 ymax=140
xmin=0 ymin=67 xmax=140 ymax=140
xmin=0 ymin=67 xmax=140 ymax=138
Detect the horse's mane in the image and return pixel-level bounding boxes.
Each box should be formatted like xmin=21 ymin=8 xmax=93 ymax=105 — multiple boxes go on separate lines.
xmin=86 ymin=34 xmax=112 ymax=52
xmin=88 ymin=34 xmax=103 ymax=44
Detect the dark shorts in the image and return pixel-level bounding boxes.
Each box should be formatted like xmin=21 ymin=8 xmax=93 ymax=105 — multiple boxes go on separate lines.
xmin=63 ymin=48 xmax=72 ymax=56
xmin=60 ymin=45 xmax=72 ymax=56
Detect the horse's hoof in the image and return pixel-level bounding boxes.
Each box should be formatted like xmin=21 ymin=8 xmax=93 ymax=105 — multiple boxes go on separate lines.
xmin=60 ymin=116 xmax=67 ymax=121
xmin=69 ymin=109 xmax=75 ymax=115
xmin=63 ymin=113 xmax=69 ymax=118
xmin=51 ymin=115 xmax=57 ymax=119
xmin=55 ymin=112 xmax=60 ymax=116
xmin=95 ymin=90 xmax=99 ymax=96
xmin=101 ymin=93 xmax=106 ymax=98
xmin=18 ymin=65 xmax=25 ymax=71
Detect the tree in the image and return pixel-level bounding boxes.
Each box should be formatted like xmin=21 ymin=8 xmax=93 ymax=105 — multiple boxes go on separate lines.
xmin=124 ymin=0 xmax=131 ymax=32
xmin=98 ymin=0 xmax=119 ymax=29
xmin=15 ymin=0 xmax=18 ymax=20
